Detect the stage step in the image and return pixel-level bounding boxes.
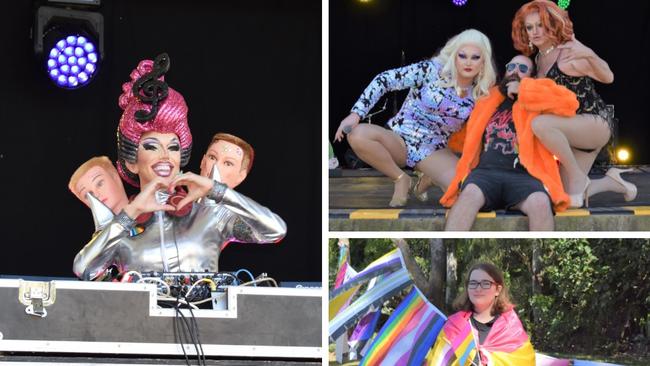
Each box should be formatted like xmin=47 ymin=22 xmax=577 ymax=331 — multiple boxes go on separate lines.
xmin=329 ymin=167 xmax=650 ymax=231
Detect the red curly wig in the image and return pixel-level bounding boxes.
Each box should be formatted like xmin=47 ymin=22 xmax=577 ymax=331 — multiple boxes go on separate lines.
xmin=512 ymin=0 xmax=574 ymax=56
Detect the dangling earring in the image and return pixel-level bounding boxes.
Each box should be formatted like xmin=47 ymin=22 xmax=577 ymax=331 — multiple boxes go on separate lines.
xmin=528 ymin=41 xmax=534 ymax=50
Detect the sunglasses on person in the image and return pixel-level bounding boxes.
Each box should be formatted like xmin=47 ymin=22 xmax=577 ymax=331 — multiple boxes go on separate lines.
xmin=505 ymin=63 xmax=529 ymax=74
xmin=468 ymin=280 xmax=496 ymax=289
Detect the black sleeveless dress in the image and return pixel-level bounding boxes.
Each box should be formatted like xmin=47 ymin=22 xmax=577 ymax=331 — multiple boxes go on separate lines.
xmin=545 ymin=61 xmax=616 ymax=138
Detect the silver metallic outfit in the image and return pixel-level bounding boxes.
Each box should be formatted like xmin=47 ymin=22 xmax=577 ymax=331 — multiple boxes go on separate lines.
xmin=73 ymin=178 xmax=287 ymax=280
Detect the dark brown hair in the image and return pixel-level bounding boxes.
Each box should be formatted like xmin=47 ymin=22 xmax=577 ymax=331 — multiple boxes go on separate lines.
xmin=453 ymin=262 xmax=513 ymax=315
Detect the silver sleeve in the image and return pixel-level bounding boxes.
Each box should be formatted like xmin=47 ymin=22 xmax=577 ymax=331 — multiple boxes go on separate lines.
xmin=72 ymin=213 xmax=132 ymax=280
xmin=209 ymin=182 xmax=287 ymax=243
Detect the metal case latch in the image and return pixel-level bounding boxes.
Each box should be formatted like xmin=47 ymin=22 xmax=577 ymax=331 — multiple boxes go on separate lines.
xmin=18 ymin=280 xmax=56 ymax=318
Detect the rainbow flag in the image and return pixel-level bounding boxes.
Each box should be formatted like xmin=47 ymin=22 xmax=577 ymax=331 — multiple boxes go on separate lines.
xmin=334 ymin=240 xmax=357 ymax=290
xmin=329 ymin=266 xmax=412 ymax=340
xmin=349 ymin=308 xmax=381 ymax=359
xmin=330 ymin=249 xmax=403 ymax=299
xmin=426 ymin=309 xmax=535 ymax=366
xmin=329 ymin=284 xmax=361 ymax=320
xmin=360 ymin=287 xmax=447 ymax=366
xmin=426 ymin=311 xmax=477 ymax=366
xmin=329 ymin=242 xmax=360 ymax=320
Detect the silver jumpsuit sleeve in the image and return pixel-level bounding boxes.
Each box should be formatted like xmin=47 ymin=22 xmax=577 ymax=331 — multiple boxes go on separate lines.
xmin=72 ymin=211 xmax=134 ymax=280
xmin=208 ymin=182 xmax=287 ymax=243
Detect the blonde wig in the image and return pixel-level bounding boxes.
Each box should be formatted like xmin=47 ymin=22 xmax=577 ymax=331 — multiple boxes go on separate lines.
xmin=433 ymin=29 xmax=496 ymax=100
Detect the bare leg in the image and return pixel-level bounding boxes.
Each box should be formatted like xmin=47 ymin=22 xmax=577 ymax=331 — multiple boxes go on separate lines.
xmin=513 ymin=192 xmax=554 ymax=231
xmin=532 ymin=114 xmax=610 ymax=195
xmin=560 ymin=149 xmax=627 ymax=197
xmin=414 ymin=148 xmax=459 ymax=192
xmin=563 ymin=146 xmax=632 ymax=199
xmin=347 ymin=124 xmax=411 ymax=206
xmin=444 ymin=184 xmax=485 ymax=231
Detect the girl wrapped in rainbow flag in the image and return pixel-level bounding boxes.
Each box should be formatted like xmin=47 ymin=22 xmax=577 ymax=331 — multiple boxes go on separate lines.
xmin=426 ymin=263 xmax=535 ymax=366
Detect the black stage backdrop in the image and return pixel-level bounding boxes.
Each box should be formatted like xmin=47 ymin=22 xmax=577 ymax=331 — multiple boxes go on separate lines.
xmin=331 ymin=0 xmax=650 ymax=164
xmin=0 ymin=1 xmax=321 ymax=282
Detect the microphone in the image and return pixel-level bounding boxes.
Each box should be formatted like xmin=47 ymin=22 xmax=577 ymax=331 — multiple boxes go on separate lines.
xmin=154 ymin=190 xmax=171 ymax=272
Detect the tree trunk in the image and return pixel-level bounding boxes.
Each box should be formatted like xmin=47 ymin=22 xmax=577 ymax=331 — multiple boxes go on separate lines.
xmin=394 ymin=238 xmax=446 ymax=309
xmin=393 ymin=238 xmax=429 ymax=291
xmin=445 ymin=242 xmax=458 ymax=313
xmin=531 ymin=239 xmax=542 ymax=324
xmin=429 ymin=238 xmax=446 ymax=309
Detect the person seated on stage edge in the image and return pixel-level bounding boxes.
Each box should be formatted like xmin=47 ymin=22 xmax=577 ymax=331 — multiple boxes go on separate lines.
xmin=199 ymin=132 xmax=253 ymax=189
xmin=427 ymin=263 xmax=535 ymax=366
xmin=334 ymin=29 xmax=496 ymax=207
xmin=72 ymin=54 xmax=287 ymax=281
xmin=512 ymin=0 xmax=636 ymax=208
xmin=441 ymin=54 xmax=578 ymax=231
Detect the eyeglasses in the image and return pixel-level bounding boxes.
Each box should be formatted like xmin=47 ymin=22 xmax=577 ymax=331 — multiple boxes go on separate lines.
xmin=505 ymin=63 xmax=529 ymax=74
xmin=468 ymin=280 xmax=496 ymax=289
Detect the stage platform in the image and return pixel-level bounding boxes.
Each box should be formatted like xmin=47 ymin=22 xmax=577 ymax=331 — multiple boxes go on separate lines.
xmin=329 ymin=166 xmax=650 ymax=231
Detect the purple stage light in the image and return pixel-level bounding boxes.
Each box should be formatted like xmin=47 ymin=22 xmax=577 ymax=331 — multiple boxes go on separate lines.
xmin=85 ymin=63 xmax=96 ymax=74
xmin=452 ymin=0 xmax=468 ymax=6
xmin=46 ymin=35 xmax=99 ymax=89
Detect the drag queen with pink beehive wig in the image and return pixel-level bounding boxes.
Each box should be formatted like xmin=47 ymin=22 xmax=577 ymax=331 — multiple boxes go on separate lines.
xmin=73 ymin=54 xmax=286 ymax=281
xmin=116 ymin=54 xmax=192 ymax=189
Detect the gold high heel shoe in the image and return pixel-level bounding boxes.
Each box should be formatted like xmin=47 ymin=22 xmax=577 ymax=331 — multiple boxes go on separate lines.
xmin=410 ymin=171 xmax=429 ymax=202
xmin=569 ymin=177 xmax=590 ymax=208
xmin=388 ymin=173 xmax=412 ymax=207
xmin=605 ymin=168 xmax=637 ymax=202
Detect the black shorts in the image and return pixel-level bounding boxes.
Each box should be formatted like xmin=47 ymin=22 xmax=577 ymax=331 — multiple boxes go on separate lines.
xmin=461 ymin=167 xmax=550 ymax=212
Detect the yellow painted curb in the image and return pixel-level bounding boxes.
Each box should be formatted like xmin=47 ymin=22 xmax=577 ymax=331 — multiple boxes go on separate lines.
xmin=349 ymin=209 xmax=402 ymax=220
xmin=625 ymin=206 xmax=650 ymax=215
xmin=556 ymin=209 xmax=590 ymax=217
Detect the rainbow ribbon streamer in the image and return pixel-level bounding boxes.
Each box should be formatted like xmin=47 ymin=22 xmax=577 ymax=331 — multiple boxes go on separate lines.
xmin=360 ymin=286 xmax=447 ymax=366
xmin=329 ymin=266 xmax=413 ymax=340
xmin=330 ymin=248 xmax=404 ymax=299
xmin=334 ymin=242 xmax=357 ymax=290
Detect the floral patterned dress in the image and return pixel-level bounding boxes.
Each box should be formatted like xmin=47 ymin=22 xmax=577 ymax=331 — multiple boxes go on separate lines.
xmin=351 ymin=59 xmax=475 ymax=167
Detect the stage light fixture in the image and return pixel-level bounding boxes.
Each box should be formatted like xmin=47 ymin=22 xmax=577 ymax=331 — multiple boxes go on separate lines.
xmin=616 ymin=148 xmax=630 ymax=163
xmin=34 ymin=4 xmax=103 ymax=89
xmin=452 ymin=0 xmax=468 ymax=6
xmin=557 ymin=0 xmax=571 ymax=10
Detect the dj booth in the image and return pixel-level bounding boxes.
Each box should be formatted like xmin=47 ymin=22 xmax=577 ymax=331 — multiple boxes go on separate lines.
xmin=0 ymin=278 xmax=322 ymax=364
